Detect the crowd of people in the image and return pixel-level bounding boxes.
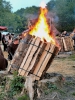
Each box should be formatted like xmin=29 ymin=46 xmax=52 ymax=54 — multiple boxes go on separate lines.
xmin=0 ymin=32 xmax=25 ymax=70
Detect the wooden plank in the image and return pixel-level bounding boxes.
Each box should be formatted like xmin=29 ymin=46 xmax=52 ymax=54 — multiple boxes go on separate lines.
xmin=62 ymin=37 xmax=67 ymax=51
xmin=66 ymin=36 xmax=73 ymax=51
xmin=33 ymin=43 xmax=51 ymax=80
xmin=25 ymin=42 xmax=46 ymax=76
xmin=19 ymin=37 xmax=41 ymax=76
xmin=22 ymin=37 xmax=41 ymax=76
xmin=56 ymin=37 xmax=64 ymax=52
xmin=36 ymin=44 xmax=55 ymax=80
xmin=44 ymin=46 xmax=59 ymax=73
xmin=18 ymin=37 xmax=37 ymax=75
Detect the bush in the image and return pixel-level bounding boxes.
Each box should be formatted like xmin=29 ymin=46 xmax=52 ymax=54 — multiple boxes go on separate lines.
xmin=9 ymin=75 xmax=25 ymax=96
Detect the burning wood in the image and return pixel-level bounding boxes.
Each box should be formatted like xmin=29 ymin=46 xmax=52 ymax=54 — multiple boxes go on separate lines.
xmin=8 ymin=1 xmax=60 ymax=80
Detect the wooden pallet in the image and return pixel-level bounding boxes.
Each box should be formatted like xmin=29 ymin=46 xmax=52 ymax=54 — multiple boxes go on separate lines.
xmin=18 ymin=37 xmax=59 ymax=80
xmin=56 ymin=36 xmax=74 ymax=52
xmin=62 ymin=36 xmax=74 ymax=51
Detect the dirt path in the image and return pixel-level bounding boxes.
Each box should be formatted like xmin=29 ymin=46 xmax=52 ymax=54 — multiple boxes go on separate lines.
xmin=47 ymin=56 xmax=75 ymax=77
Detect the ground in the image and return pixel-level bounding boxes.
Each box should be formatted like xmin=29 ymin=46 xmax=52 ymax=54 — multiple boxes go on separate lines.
xmin=1 ymin=51 xmax=75 ymax=100
xmin=47 ymin=52 xmax=75 ymax=77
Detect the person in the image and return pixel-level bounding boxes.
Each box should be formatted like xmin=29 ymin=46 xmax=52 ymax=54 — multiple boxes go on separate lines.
xmin=0 ymin=46 xmax=8 ymax=70
xmin=7 ymin=37 xmax=19 ymax=60
xmin=2 ymin=35 xmax=7 ymax=51
xmin=61 ymin=31 xmax=69 ymax=37
xmin=8 ymin=35 xmax=12 ymax=45
xmin=18 ymin=34 xmax=23 ymax=41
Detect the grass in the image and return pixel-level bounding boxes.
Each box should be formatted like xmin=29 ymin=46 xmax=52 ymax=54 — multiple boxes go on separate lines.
xmin=44 ymin=82 xmax=66 ymax=96
xmin=68 ymin=54 xmax=75 ymax=61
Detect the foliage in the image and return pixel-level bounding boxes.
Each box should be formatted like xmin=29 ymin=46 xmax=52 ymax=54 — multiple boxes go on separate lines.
xmin=0 ymin=0 xmax=75 ymax=33
xmin=17 ymin=94 xmax=29 ymax=100
xmin=15 ymin=6 xmax=39 ymax=17
xmin=47 ymin=0 xmax=75 ymax=31
xmin=0 ymin=92 xmax=6 ymax=100
xmin=45 ymin=82 xmax=66 ymax=95
xmin=8 ymin=75 xmax=25 ymax=97
xmin=72 ymin=92 xmax=75 ymax=96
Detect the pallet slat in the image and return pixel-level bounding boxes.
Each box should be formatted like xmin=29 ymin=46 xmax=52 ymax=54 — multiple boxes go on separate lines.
xmin=25 ymin=42 xmax=46 ymax=76
xmin=19 ymin=37 xmax=41 ymax=76
xmin=33 ymin=43 xmax=51 ymax=80
xmin=18 ymin=37 xmax=36 ymax=75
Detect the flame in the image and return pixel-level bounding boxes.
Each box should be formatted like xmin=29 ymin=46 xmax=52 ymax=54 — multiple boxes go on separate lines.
xmin=29 ymin=1 xmax=55 ymax=44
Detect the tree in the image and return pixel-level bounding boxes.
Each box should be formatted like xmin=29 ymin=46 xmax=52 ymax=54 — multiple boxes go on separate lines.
xmin=47 ymin=0 xmax=75 ymax=31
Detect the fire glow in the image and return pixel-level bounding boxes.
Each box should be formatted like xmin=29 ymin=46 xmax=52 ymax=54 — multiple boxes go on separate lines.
xmin=29 ymin=1 xmax=55 ymax=44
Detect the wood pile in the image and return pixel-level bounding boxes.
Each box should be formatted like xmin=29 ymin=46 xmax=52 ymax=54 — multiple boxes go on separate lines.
xmin=57 ymin=36 xmax=74 ymax=52
xmin=18 ymin=37 xmax=59 ymax=80
xmin=8 ymin=33 xmax=59 ymax=80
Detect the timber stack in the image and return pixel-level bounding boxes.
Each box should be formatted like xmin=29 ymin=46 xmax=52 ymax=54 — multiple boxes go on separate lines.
xmin=7 ymin=4 xmax=62 ymax=80
xmin=8 ymin=32 xmax=59 ymax=80
xmin=18 ymin=36 xmax=59 ymax=80
xmin=57 ymin=36 xmax=74 ymax=52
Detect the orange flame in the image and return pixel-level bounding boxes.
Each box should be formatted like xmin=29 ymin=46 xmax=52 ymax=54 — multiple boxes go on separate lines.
xmin=29 ymin=2 xmax=55 ymax=44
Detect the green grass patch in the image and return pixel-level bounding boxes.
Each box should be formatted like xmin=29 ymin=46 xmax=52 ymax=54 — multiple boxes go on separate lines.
xmin=45 ymin=82 xmax=66 ymax=95
xmin=68 ymin=54 xmax=75 ymax=61
xmin=17 ymin=94 xmax=30 ymax=100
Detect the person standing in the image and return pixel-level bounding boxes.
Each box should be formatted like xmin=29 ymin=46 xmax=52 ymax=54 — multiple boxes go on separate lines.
xmin=2 ymin=35 xmax=7 ymax=51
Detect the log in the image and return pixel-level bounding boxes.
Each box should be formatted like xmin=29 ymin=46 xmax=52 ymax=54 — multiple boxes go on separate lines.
xmin=7 ymin=33 xmax=32 ymax=73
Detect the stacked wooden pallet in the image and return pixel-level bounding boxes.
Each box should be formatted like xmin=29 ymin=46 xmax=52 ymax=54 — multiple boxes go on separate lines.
xmin=62 ymin=36 xmax=74 ymax=51
xmin=57 ymin=36 xmax=74 ymax=52
xmin=18 ymin=37 xmax=59 ymax=80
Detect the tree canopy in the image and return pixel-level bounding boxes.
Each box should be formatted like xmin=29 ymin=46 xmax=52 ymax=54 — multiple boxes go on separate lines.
xmin=47 ymin=0 xmax=75 ymax=31
xmin=0 ymin=0 xmax=75 ymax=33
